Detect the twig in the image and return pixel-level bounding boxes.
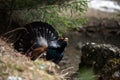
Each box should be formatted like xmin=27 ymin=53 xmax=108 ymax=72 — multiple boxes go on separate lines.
xmin=3 ymin=27 xmax=27 ymax=36
xmin=61 ymin=66 xmax=74 ymax=74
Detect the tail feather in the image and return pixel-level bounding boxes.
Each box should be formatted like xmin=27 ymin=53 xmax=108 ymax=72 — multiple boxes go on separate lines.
xmin=14 ymin=21 xmax=58 ymax=53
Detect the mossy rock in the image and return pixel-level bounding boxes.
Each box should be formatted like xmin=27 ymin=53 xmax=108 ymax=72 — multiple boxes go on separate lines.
xmin=79 ymin=43 xmax=120 ymax=80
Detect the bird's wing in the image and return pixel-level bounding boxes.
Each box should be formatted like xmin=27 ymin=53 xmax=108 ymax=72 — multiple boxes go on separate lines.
xmin=14 ymin=29 xmax=32 ymax=53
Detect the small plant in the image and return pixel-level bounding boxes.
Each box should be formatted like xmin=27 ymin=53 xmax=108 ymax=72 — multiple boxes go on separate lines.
xmin=77 ymin=67 xmax=98 ymax=80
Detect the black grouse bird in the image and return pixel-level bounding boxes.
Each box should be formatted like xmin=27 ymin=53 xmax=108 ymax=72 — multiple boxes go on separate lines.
xmin=14 ymin=22 xmax=68 ymax=64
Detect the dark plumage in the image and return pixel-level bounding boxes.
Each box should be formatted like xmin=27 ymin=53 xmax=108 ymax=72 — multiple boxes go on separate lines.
xmin=14 ymin=21 xmax=68 ymax=63
xmin=46 ymin=38 xmax=68 ymax=64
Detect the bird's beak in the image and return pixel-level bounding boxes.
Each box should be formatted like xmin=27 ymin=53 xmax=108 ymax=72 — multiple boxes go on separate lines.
xmin=64 ymin=38 xmax=68 ymax=42
xmin=58 ymin=37 xmax=68 ymax=42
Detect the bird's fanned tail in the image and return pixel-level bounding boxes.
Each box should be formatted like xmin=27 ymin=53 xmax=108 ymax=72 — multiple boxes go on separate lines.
xmin=14 ymin=22 xmax=59 ymax=53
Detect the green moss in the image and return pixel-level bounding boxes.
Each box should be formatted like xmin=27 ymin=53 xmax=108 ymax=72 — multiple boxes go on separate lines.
xmin=77 ymin=67 xmax=98 ymax=80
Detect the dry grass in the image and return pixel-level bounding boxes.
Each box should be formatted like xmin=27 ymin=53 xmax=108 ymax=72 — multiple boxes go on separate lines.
xmin=0 ymin=38 xmax=65 ymax=80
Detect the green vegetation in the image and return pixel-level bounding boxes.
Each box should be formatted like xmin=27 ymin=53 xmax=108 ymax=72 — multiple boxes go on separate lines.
xmin=0 ymin=0 xmax=88 ymax=9
xmin=77 ymin=67 xmax=98 ymax=80
xmin=17 ymin=7 xmax=87 ymax=34
xmin=0 ymin=0 xmax=88 ymax=35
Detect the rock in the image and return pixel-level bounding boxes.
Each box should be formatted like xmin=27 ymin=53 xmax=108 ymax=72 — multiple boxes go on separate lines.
xmin=79 ymin=43 xmax=120 ymax=80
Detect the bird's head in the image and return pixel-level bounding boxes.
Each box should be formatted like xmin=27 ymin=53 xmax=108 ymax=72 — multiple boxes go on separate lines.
xmin=58 ymin=37 xmax=68 ymax=42
xmin=58 ymin=37 xmax=68 ymax=48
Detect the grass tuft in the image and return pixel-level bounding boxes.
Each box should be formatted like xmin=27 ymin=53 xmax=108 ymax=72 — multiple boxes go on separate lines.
xmin=0 ymin=38 xmax=65 ymax=80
